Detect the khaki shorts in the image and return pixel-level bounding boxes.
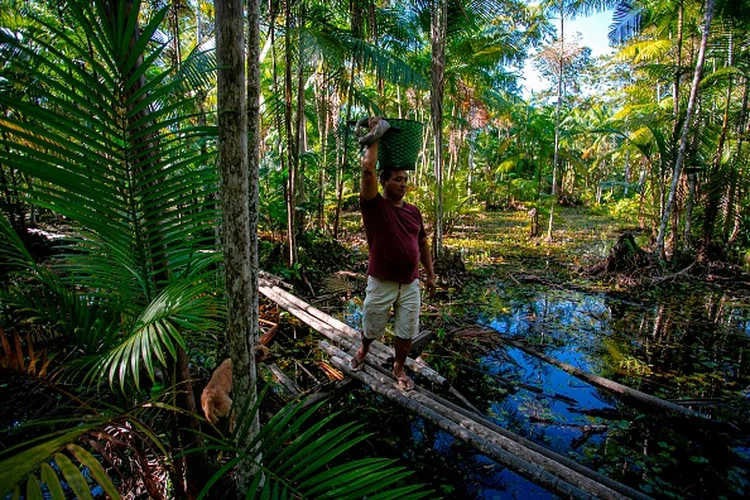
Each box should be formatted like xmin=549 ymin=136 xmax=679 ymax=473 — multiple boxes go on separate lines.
xmin=362 ymin=276 xmax=421 ymax=340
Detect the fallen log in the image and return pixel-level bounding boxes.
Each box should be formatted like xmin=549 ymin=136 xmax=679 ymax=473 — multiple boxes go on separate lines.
xmin=321 ymin=341 xmax=643 ymax=500
xmin=359 ymin=351 xmax=649 ymax=500
xmin=299 ymin=379 xmax=358 ymax=411
xmin=500 ymin=335 xmax=729 ymax=427
xmin=264 ymin=363 xmax=301 ymax=397
xmin=411 ymin=329 xmax=434 ymax=354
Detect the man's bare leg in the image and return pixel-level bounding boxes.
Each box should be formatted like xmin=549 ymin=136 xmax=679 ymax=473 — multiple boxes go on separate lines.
xmin=393 ymin=337 xmax=414 ymax=390
xmin=351 ymin=333 xmax=374 ymax=371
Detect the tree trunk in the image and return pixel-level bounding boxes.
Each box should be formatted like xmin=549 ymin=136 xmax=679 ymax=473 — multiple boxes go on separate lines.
xmin=655 ymin=0 xmax=715 ymax=260
xmin=284 ymin=0 xmax=298 ymax=267
xmin=431 ymin=0 xmax=447 ymax=258
xmin=726 ymin=76 xmax=749 ymax=245
xmin=552 ymin=1 xmax=564 ymax=196
xmin=170 ymin=0 xmax=182 ymax=70
xmin=683 ymin=171 xmax=696 ymax=250
xmin=546 ymin=200 xmax=554 ymax=241
xmin=332 ymin=61 xmax=356 ymax=240
xmin=700 ymin=32 xmax=733 ymax=259
xmin=314 ymin=72 xmax=328 ymax=230
xmin=246 ymin=0 xmax=263 ymax=471
xmin=672 ymin=0 xmax=683 ymax=140
xmin=216 ymin=0 xmax=259 ymax=494
xmin=294 ymin=4 xmax=307 ymax=233
xmin=468 ymin=129 xmax=476 ymax=198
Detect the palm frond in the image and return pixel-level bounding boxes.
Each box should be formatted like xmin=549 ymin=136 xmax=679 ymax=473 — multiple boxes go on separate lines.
xmin=699 ymin=65 xmax=744 ymax=88
xmin=0 ymin=401 xmax=175 ymax=500
xmin=609 ymin=0 xmax=642 ymax=44
xmin=92 ymin=281 xmax=222 ymax=392
xmin=0 ymin=0 xmax=222 ymax=391
xmin=0 ymin=1 xmax=219 ymax=297
xmin=197 ymin=400 xmax=435 ymax=499
xmin=332 ymin=32 xmax=429 ymax=90
xmin=615 ymin=38 xmax=672 ymax=64
xmin=0 ymin=422 xmax=115 ymax=499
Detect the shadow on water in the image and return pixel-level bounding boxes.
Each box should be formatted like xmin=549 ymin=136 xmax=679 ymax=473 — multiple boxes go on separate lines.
xmin=344 ymin=284 xmax=750 ymax=499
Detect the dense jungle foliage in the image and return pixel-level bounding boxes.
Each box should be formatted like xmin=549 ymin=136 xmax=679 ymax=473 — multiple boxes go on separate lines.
xmin=1 ymin=0 xmax=750 ymax=498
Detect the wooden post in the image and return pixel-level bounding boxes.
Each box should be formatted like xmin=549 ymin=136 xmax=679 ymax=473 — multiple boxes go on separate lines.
xmin=529 ymin=207 xmax=539 ymax=237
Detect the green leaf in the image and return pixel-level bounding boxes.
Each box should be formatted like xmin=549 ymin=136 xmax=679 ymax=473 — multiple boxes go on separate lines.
xmin=54 ymin=453 xmax=95 ymax=500
xmin=25 ymin=474 xmax=44 ymax=500
xmin=0 ymin=427 xmax=90 ymax=497
xmin=40 ymin=463 xmax=66 ymax=500
xmin=67 ymin=444 xmax=120 ymax=500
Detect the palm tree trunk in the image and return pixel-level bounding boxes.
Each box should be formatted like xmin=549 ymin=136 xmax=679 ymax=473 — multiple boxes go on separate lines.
xmin=700 ymin=33 xmax=733 ymax=258
xmin=683 ymin=171 xmax=696 ymax=249
xmin=655 ymin=0 xmax=715 ymax=260
xmin=552 ymin=1 xmax=564 ymax=196
xmin=333 ymin=61 xmax=356 ymax=239
xmin=246 ymin=0 xmax=263 ymax=483
xmin=468 ymin=129 xmax=476 ymax=198
xmin=295 ymin=3 xmax=307 ymax=233
xmin=726 ymin=76 xmax=749 ymax=245
xmin=431 ymin=0 xmax=447 ymax=258
xmin=284 ymin=0 xmax=298 ymax=267
xmin=170 ymin=0 xmax=182 ymax=70
xmin=672 ymin=0 xmax=683 ymax=140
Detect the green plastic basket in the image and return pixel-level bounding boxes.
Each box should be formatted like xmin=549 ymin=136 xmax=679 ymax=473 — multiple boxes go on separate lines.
xmin=377 ymin=119 xmax=424 ymax=171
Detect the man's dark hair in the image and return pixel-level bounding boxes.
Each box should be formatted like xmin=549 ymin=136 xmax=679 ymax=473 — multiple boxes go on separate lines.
xmin=378 ymin=169 xmax=393 ymax=183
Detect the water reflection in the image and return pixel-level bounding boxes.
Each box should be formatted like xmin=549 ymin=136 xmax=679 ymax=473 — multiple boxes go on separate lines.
xmin=476 ymin=287 xmax=750 ymax=499
xmin=343 ymin=287 xmax=750 ymax=498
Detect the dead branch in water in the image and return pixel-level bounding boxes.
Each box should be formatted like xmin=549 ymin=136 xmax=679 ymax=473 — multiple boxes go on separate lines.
xmin=487 ymin=330 xmax=736 ymax=431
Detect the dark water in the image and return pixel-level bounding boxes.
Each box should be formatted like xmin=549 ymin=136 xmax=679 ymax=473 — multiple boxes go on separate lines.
xmin=345 ymin=286 xmax=750 ymax=499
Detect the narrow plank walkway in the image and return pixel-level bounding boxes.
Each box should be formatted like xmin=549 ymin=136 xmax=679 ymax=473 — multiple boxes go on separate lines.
xmin=259 ymin=278 xmax=651 ymax=500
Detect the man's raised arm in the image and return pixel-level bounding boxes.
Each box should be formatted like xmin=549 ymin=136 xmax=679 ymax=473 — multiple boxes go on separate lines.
xmin=361 ymin=141 xmax=379 ymax=201
xmin=359 ymin=117 xmax=390 ymax=201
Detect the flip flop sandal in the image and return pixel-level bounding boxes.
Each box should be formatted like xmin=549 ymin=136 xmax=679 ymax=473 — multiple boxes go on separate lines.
xmin=395 ymin=375 xmax=415 ymax=392
xmin=350 ymin=356 xmax=366 ymax=372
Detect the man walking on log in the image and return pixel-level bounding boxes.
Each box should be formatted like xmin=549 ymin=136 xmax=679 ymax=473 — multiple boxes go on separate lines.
xmin=350 ymin=117 xmax=436 ymax=391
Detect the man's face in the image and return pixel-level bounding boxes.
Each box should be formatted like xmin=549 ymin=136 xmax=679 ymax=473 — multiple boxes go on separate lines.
xmin=382 ymin=169 xmax=409 ymax=201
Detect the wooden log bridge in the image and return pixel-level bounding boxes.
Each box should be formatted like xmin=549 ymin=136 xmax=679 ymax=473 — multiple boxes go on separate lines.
xmin=259 ymin=279 xmax=651 ymax=500
xmin=259 ymin=279 xmax=449 ymax=387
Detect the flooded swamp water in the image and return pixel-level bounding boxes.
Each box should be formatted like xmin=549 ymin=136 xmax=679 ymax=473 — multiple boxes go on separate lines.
xmin=335 ymin=210 xmax=750 ymax=499
xmin=340 ymin=284 xmax=750 ymax=499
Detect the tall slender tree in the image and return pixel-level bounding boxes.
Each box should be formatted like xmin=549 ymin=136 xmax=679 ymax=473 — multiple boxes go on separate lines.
xmin=215 ymin=0 xmax=259 ymax=492
xmin=431 ymin=0 xmax=447 ymax=258
xmin=655 ymin=0 xmax=715 ymax=259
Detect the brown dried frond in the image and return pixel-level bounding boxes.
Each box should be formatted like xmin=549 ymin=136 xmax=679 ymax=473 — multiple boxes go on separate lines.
xmin=0 ymin=326 xmax=52 ymax=378
xmin=321 ymin=273 xmax=354 ymax=297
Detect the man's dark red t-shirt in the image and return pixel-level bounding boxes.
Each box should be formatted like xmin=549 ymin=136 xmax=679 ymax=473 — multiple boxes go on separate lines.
xmin=360 ymin=193 xmax=426 ymax=284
